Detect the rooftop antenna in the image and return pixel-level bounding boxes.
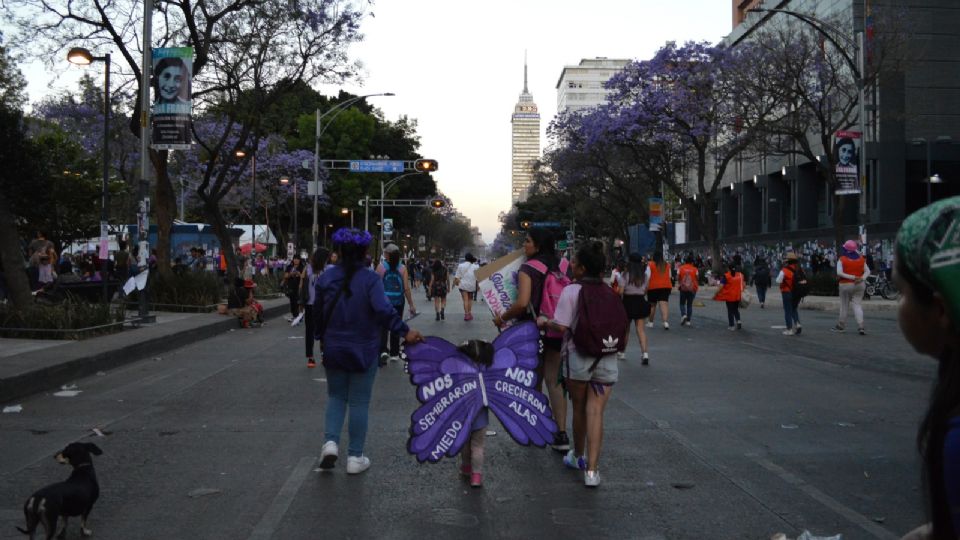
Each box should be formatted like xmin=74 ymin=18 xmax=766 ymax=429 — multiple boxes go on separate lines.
xmin=523 ymin=50 xmax=529 ymax=94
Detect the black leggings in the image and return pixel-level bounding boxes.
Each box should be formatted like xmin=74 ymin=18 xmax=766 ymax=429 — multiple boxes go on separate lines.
xmin=305 ymin=305 xmax=316 ymax=358
xmin=725 ymin=301 xmax=741 ymax=326
xmin=288 ymin=294 xmax=299 ymax=318
xmin=380 ymin=300 xmax=404 ymax=357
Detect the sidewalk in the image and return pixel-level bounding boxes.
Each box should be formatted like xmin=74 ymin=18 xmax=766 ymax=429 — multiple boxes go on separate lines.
xmin=0 ymin=297 xmax=290 ymax=404
xmin=697 ymin=286 xmax=898 ymax=312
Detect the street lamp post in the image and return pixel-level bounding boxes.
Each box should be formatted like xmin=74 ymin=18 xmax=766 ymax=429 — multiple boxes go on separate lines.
xmin=379 ymin=172 xmax=425 ymax=259
xmin=67 ymin=47 xmax=111 ymax=304
xmin=750 ymin=7 xmax=869 ymax=227
xmin=280 ymin=176 xmax=297 ymax=252
xmin=312 ymin=92 xmax=395 ymax=252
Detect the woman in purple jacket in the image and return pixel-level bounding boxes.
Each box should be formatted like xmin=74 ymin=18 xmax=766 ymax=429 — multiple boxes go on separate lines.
xmin=313 ymin=228 xmax=423 ymax=475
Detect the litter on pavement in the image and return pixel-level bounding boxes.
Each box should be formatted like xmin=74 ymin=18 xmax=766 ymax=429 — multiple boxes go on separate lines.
xmin=3 ymin=405 xmax=23 ymax=413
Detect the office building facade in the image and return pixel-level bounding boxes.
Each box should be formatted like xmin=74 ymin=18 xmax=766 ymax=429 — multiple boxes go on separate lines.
xmin=511 ymin=61 xmax=541 ymax=204
xmin=682 ymin=0 xmax=960 ymax=249
xmin=555 ymin=57 xmax=631 ymax=113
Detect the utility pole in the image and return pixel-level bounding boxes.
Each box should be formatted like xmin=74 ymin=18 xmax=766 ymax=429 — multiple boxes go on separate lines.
xmin=137 ymin=0 xmax=155 ymax=323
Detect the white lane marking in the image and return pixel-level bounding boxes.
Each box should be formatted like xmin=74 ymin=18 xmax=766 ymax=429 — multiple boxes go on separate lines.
xmin=247 ymin=457 xmax=317 ymax=540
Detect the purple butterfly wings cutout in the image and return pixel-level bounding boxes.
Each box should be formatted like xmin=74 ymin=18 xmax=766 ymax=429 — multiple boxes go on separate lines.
xmin=405 ymin=322 xmax=557 ymax=463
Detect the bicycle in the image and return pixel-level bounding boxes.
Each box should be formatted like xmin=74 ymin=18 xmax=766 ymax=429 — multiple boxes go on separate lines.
xmin=864 ymin=272 xmax=900 ymax=301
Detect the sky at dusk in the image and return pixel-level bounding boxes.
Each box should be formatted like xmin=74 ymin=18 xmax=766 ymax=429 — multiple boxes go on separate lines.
xmin=11 ymin=0 xmax=733 ymax=245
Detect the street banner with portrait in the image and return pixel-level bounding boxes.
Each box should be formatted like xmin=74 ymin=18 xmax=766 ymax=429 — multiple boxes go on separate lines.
xmin=476 ymin=249 xmax=524 ymax=325
xmin=833 ymin=130 xmax=861 ymax=195
xmin=151 ymin=47 xmax=193 ymax=150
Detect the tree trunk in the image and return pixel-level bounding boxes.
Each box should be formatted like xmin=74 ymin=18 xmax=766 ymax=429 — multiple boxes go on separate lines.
xmin=0 ymin=189 xmax=34 ymax=308
xmin=833 ymin=191 xmax=846 ymax=253
xmin=701 ymin=199 xmax=723 ymax=274
xmin=203 ymin=197 xmax=239 ymax=287
xmin=151 ymin=149 xmax=176 ymax=278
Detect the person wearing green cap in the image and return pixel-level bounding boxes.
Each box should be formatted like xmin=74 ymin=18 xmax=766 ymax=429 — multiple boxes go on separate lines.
xmin=895 ymin=196 xmax=960 ymax=540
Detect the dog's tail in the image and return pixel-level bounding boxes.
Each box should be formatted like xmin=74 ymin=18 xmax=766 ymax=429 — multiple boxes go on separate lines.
xmin=16 ymin=496 xmax=38 ymax=535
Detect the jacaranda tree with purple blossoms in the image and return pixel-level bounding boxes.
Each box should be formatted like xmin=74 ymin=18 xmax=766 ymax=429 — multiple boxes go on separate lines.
xmin=4 ymin=0 xmax=368 ymax=281
xmin=600 ymin=41 xmax=784 ymax=270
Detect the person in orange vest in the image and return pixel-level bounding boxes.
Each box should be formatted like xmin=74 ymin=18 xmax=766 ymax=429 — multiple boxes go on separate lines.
xmin=646 ymin=251 xmax=672 ymax=330
xmin=776 ymin=253 xmax=802 ymax=335
xmin=833 ymin=239 xmax=870 ymax=335
xmin=713 ymin=260 xmax=744 ymax=330
xmin=676 ymin=254 xmax=699 ymax=326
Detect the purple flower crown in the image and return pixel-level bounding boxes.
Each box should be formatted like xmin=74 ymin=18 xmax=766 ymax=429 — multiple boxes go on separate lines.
xmin=332 ymin=228 xmax=373 ymax=247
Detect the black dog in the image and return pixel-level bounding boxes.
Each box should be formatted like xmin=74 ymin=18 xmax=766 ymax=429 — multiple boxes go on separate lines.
xmin=17 ymin=442 xmax=102 ymax=539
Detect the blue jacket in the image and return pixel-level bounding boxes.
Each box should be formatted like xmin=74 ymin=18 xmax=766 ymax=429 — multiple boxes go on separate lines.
xmin=314 ymin=264 xmax=409 ymax=371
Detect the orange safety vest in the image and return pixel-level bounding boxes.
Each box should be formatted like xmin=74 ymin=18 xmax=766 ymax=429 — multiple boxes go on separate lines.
xmin=780 ymin=266 xmax=795 ymax=293
xmin=838 ymin=256 xmax=865 ymax=284
xmin=647 ymin=262 xmax=672 ymax=290
xmin=714 ymin=271 xmax=743 ymax=302
xmin=677 ymin=264 xmax=699 ymax=292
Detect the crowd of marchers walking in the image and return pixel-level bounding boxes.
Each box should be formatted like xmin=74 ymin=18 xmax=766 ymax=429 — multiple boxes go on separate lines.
xmin=184 ymin=197 xmax=960 ymax=539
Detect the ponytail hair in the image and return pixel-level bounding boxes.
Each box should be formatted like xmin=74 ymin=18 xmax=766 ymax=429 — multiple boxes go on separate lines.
xmin=576 ymin=241 xmax=605 ymax=278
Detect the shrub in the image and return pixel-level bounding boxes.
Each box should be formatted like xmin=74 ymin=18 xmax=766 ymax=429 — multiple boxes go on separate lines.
xmin=133 ymin=271 xmax=221 ymax=307
xmin=253 ymin=273 xmax=284 ymax=296
xmin=0 ymin=300 xmax=125 ymax=339
xmin=807 ymin=272 xmax=839 ymax=296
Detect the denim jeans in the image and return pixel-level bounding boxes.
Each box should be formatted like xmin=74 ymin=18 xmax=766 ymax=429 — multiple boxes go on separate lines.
xmin=782 ymin=292 xmax=800 ymax=328
xmin=324 ymin=365 xmax=379 ymax=457
xmin=678 ymin=291 xmax=695 ymax=320
xmin=756 ymin=285 xmax=767 ymax=305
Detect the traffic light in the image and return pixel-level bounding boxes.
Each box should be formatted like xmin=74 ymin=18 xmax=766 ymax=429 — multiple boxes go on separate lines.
xmin=520 ymin=220 xmax=531 ymax=229
xmin=414 ymin=159 xmax=438 ymax=172
xmin=430 ymin=198 xmax=446 ymax=208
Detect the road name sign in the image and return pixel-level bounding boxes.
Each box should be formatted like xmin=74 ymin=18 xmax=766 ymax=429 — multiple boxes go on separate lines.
xmin=349 ymin=160 xmax=405 ymax=173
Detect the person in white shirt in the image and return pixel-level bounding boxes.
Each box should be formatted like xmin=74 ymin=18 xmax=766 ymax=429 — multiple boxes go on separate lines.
xmin=454 ymin=253 xmax=480 ymax=321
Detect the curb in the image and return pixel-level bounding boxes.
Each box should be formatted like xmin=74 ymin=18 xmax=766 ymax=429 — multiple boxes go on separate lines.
xmin=0 ymin=300 xmax=290 ymax=405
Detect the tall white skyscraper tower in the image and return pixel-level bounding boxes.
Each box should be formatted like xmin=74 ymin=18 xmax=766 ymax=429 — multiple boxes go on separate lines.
xmin=511 ymin=56 xmax=540 ymax=204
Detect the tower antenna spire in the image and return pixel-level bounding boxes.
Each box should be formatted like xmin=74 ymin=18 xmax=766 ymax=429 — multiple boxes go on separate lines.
xmin=523 ymin=50 xmax=528 ymax=94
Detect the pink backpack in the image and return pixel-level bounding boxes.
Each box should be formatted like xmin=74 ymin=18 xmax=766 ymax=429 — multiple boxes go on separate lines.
xmin=525 ymin=258 xmax=571 ymax=339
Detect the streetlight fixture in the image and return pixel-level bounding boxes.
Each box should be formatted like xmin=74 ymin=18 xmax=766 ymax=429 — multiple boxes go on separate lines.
xmin=340 ymin=207 xmax=354 ymax=228
xmin=67 ymin=46 xmax=111 ymax=304
xmin=312 ymin=92 xmax=395 ymax=252
xmin=236 ymin=149 xmax=257 ymax=254
xmin=911 ymin=136 xmax=953 ymax=206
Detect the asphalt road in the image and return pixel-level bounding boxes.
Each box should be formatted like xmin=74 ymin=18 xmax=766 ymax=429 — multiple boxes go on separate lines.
xmin=0 ymin=289 xmax=933 ymax=539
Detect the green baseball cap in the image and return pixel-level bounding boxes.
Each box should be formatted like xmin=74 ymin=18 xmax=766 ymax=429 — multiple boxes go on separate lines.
xmin=896 ymin=196 xmax=960 ymax=328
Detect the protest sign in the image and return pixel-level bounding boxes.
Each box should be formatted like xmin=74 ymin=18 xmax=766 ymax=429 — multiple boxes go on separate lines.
xmin=475 ymin=249 xmax=524 ymax=323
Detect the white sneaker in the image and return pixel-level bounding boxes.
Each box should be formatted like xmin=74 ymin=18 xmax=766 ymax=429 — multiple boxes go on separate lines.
xmin=616 ymin=352 xmax=625 ymax=361
xmin=728 ymin=326 xmax=736 ymax=331
xmin=782 ymin=329 xmax=796 ymax=336
xmin=319 ymin=441 xmax=339 ymax=470
xmin=646 ymin=321 xmax=654 ymax=328
xmin=663 ymin=322 xmax=670 ymax=330
xmin=346 ymin=455 xmax=371 ymax=474
xmin=584 ymin=470 xmax=601 ymax=487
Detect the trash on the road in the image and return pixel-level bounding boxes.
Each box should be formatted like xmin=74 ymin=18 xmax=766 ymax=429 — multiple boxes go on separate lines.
xmin=797 ymin=531 xmax=841 ymax=540
xmin=96 ymin=371 xmax=106 ymax=376
xmin=781 ymin=423 xmax=800 ymax=429
xmin=671 ymin=482 xmax=695 ymax=489
xmin=288 ymin=336 xmax=303 ymax=339
xmin=872 ymin=516 xmax=885 ymax=523
xmin=188 ymin=488 xmax=222 ymax=498
xmin=863 ymin=471 xmax=870 ymax=478
xmin=771 ymin=534 xmax=788 ymax=540
xmin=486 ymin=430 xmax=497 ymax=436
xmin=3 ymin=404 xmax=23 ymax=413
xmin=54 ymin=389 xmax=82 ymax=397
xmin=836 ymin=422 xmax=856 ymax=427
xmin=313 ymin=378 xmax=327 ymax=383
xmin=91 ymin=428 xmax=106 ymax=437
xmin=61 ymin=384 xmax=78 ymax=390
xmin=645 ymin=481 xmax=656 ymax=487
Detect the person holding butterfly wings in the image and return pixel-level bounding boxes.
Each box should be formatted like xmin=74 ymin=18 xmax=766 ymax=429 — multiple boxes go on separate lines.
xmin=314 ymin=228 xmax=424 ymax=475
